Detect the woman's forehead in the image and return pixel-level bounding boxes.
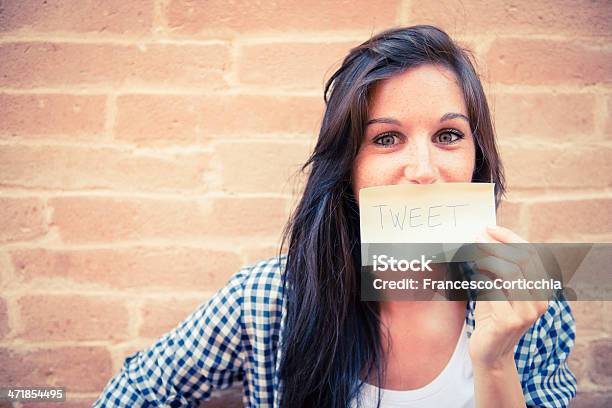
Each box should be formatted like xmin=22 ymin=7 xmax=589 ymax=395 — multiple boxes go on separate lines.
xmin=367 ymin=64 xmax=468 ymax=120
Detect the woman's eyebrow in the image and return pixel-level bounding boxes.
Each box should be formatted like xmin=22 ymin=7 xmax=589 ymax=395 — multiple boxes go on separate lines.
xmin=366 ymin=113 xmax=469 ymax=126
xmin=366 ymin=117 xmax=401 ymax=126
xmin=440 ymin=112 xmax=469 ymax=123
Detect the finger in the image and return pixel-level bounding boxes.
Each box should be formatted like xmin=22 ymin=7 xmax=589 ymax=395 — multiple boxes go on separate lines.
xmin=475 ymin=231 xmax=498 ymax=243
xmin=481 ymin=227 xmax=539 ymax=269
xmin=522 ymin=253 xmax=556 ymax=284
xmin=479 ymin=227 xmax=548 ymax=298
xmin=486 ymin=246 xmax=556 ymax=301
xmin=470 ymin=271 xmax=504 ymax=301
xmin=485 ymin=226 xmax=528 ymax=244
xmin=476 ymin=242 xmax=556 ymax=301
xmin=473 ymin=256 xmax=530 ymax=301
xmin=508 ymin=299 xmax=550 ymax=329
xmin=474 ymin=298 xmax=516 ymax=326
xmin=475 ymin=242 xmax=532 ymax=272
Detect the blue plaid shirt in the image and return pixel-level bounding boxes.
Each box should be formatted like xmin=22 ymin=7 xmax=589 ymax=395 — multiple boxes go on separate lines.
xmin=94 ymin=255 xmax=577 ymax=407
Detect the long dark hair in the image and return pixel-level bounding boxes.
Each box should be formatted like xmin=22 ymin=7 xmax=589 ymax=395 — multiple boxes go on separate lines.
xmin=278 ymin=25 xmax=505 ymax=407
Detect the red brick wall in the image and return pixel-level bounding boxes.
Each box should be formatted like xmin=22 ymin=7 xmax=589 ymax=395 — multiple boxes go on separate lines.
xmin=0 ymin=1 xmax=610 ymax=406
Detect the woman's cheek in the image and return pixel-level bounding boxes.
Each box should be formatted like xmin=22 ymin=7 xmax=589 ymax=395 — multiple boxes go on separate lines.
xmin=352 ymin=154 xmax=379 ymax=194
xmin=433 ymin=145 xmax=473 ymax=182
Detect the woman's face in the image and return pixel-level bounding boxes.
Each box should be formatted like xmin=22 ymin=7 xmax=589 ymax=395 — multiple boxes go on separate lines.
xmin=351 ymin=64 xmax=476 ymax=201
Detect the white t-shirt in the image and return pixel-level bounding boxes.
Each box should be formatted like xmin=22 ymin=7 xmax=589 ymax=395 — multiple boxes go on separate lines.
xmin=351 ymin=320 xmax=475 ymax=408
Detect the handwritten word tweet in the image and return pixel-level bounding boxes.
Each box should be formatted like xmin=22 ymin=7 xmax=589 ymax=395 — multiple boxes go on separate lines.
xmin=373 ymin=204 xmax=469 ymax=231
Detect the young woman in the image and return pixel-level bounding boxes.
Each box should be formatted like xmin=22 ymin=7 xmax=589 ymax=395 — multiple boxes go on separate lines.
xmin=94 ymin=25 xmax=576 ymax=408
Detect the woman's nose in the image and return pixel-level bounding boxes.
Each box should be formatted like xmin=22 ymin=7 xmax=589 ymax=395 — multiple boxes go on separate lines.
xmin=404 ymin=143 xmax=440 ymax=184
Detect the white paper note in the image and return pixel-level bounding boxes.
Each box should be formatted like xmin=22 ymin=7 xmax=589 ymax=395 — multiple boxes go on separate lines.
xmin=359 ymin=183 xmax=496 ymax=244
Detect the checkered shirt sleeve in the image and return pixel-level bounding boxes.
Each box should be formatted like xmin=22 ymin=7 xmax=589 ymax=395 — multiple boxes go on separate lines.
xmin=519 ymin=298 xmax=577 ymax=408
xmin=93 ymin=257 xmax=577 ymax=407
xmin=92 ymin=266 xmax=251 ymax=407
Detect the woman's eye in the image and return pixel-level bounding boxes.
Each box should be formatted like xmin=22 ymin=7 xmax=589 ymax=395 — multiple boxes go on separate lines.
xmin=373 ymin=133 xmax=397 ymax=147
xmin=435 ymin=130 xmax=464 ymax=145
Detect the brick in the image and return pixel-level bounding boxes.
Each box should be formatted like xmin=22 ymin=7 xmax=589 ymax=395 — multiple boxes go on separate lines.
xmin=0 ymin=42 xmax=229 ymax=89
xmin=11 ymin=247 xmax=243 ymax=292
xmin=21 ymin=398 xmax=97 ymax=408
xmin=406 ymin=0 xmax=612 ymax=37
xmin=0 ymin=251 xmax=10 ymax=288
xmin=493 ymin=94 xmax=596 ymax=141
xmin=110 ymin=341 xmax=152 ymax=369
xmin=204 ymin=384 xmax=243 ymax=408
xmin=554 ymin=244 xmax=609 ymax=297
xmin=499 ymin=145 xmax=612 ymax=189
xmin=49 ymin=196 xmax=287 ymax=243
xmin=238 ymin=42 xmax=356 ymax=89
xmin=242 ymin=244 xmax=283 ymax=264
xmin=568 ymin=339 xmax=588 ymax=388
xmin=115 ymin=95 xmax=202 ymax=145
xmin=0 ymin=197 xmax=47 ymax=243
xmin=0 ymin=297 xmax=8 ymax=338
xmin=496 ymin=200 xmax=525 ymax=237
xmin=217 ymin=141 xmax=311 ymax=193
xmin=116 ymin=94 xmax=324 ymax=138
xmin=589 ymin=339 xmax=612 ymax=386
xmin=606 ymin=301 xmax=612 ymax=333
xmin=17 ymin=295 xmax=129 ymax=341
xmin=165 ymin=0 xmax=397 ymax=35
xmin=0 ymin=145 xmax=210 ymax=192
xmin=0 ymin=346 xmax=112 ymax=392
xmin=571 ymin=392 xmax=612 ymax=408
xmin=570 ymin=301 xmax=605 ymax=336
xmin=605 ymin=96 xmax=612 ymax=139
xmin=527 ymin=198 xmax=612 ymax=241
xmin=0 ymin=94 xmax=106 ymax=138
xmin=486 ymin=39 xmax=611 ymax=85
xmin=0 ymin=0 xmax=153 ymax=36
xmin=201 ymin=95 xmax=323 ymax=136
xmin=139 ymin=298 xmax=204 ymax=338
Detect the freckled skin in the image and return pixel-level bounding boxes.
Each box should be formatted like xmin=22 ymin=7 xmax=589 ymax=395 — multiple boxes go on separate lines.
xmin=350 ymin=66 xmax=549 ymax=402
xmin=351 ymin=64 xmax=478 ymax=390
xmin=351 ymin=64 xmax=476 ymax=198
